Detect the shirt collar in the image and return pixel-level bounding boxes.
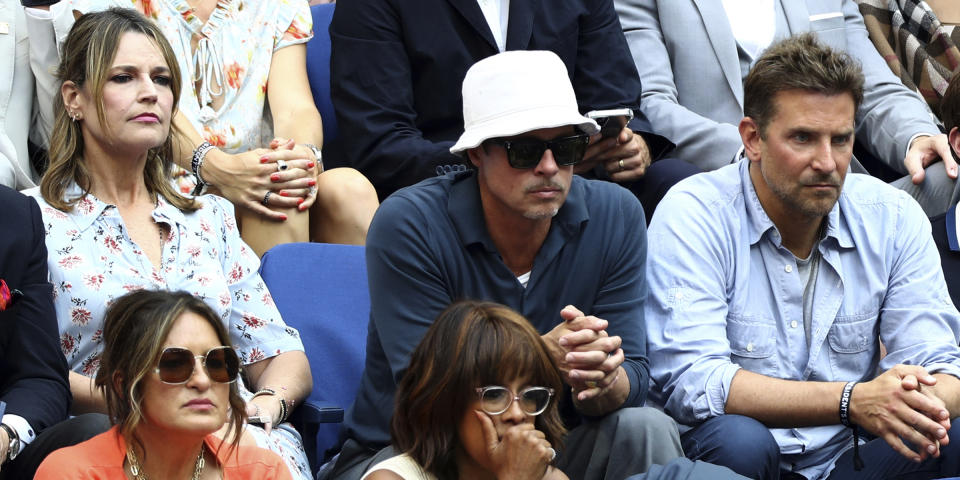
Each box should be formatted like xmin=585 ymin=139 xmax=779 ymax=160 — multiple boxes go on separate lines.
xmin=738 ymin=159 xmax=853 ymax=249
xmin=447 ymin=171 xmax=589 ymax=251
xmin=64 ymin=182 xmax=188 ymax=232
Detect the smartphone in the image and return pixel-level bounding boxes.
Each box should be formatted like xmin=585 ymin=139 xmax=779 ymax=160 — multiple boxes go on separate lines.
xmin=586 ymin=108 xmax=634 ymax=139
xmin=247 ymin=415 xmax=268 ymax=425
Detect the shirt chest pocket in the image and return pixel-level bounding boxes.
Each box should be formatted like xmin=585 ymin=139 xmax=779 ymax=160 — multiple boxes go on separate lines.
xmin=826 ymin=313 xmax=879 ymax=379
xmin=727 ymin=316 xmax=779 ymax=376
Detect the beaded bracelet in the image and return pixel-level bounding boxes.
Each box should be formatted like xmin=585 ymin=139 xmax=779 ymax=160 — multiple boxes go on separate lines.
xmin=190 ymin=142 xmax=216 ymax=196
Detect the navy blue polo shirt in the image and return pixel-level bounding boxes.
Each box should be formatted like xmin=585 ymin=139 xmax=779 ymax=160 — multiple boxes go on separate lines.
xmin=343 ymin=171 xmax=650 ymax=449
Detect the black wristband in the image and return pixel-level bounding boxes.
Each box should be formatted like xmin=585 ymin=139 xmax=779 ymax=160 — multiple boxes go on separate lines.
xmin=839 ymin=381 xmax=857 ymax=427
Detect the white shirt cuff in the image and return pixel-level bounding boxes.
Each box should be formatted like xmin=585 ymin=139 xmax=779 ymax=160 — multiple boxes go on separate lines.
xmin=2 ymin=414 xmax=36 ymax=445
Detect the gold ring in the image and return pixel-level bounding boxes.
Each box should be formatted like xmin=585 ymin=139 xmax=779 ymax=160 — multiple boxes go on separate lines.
xmin=618 ymin=159 xmax=625 ymax=172
xmin=585 ymin=381 xmax=598 ymax=389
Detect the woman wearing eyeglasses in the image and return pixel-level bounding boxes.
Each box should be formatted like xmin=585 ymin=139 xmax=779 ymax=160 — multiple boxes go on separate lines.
xmin=35 ymin=290 xmax=292 ymax=479
xmin=362 ymin=301 xmax=568 ymax=480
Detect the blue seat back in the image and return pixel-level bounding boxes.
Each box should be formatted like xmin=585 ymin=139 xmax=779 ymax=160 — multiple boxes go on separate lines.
xmin=259 ymin=242 xmax=369 ymax=465
xmin=306 ymin=3 xmax=339 ymax=143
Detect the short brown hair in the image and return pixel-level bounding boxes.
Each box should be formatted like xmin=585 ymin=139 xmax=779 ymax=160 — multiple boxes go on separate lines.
xmin=391 ymin=301 xmax=566 ymax=478
xmin=41 ymin=8 xmax=197 ymax=213
xmin=941 ymin=75 xmax=960 ymax=133
xmin=96 ymin=290 xmax=245 ymax=459
xmin=744 ymin=33 xmax=864 ymax=136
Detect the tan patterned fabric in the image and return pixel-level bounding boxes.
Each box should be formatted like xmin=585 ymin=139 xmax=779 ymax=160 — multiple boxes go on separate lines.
xmin=857 ymin=0 xmax=960 ymax=118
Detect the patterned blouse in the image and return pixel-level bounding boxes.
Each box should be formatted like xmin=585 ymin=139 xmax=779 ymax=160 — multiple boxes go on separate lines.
xmin=25 ymin=185 xmax=303 ymax=373
xmin=83 ymin=0 xmax=313 ymax=153
xmin=27 ymin=186 xmax=313 ymax=478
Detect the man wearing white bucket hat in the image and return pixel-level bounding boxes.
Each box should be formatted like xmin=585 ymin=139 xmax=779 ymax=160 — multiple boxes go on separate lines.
xmin=326 ymin=0 xmax=699 ymax=221
xmin=320 ymin=50 xmax=735 ymax=480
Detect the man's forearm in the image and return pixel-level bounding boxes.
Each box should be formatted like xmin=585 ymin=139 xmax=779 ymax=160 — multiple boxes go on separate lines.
xmin=929 ymin=374 xmax=960 ymax=416
xmin=726 ymin=369 xmax=846 ymax=427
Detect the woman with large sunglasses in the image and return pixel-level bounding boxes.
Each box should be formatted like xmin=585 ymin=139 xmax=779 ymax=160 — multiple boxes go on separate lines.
xmin=362 ymin=300 xmax=568 ymax=480
xmin=25 ymin=8 xmax=312 ymax=477
xmin=35 ymin=290 xmax=292 ymax=479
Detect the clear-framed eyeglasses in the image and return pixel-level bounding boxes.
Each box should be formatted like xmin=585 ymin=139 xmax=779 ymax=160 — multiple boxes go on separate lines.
xmin=475 ymin=385 xmax=555 ymax=416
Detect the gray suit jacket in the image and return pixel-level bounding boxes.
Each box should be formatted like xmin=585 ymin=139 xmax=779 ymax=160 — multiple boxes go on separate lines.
xmin=616 ymin=0 xmax=938 ymax=172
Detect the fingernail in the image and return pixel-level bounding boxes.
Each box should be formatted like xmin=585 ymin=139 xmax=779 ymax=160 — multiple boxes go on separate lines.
xmin=298 ymin=204 xmax=308 ymax=212
xmin=928 ymin=444 xmax=937 ymax=454
xmin=559 ymin=337 xmax=569 ymax=347
xmin=938 ymin=428 xmax=946 ymax=437
xmin=271 ymin=173 xmax=280 ymax=181
xmin=260 ymin=156 xmax=269 ymax=163
xmin=279 ymin=191 xmax=289 ymax=197
xmin=279 ymin=214 xmax=287 ymax=221
xmin=297 ymin=198 xmax=304 ymax=205
xmin=308 ymin=179 xmax=316 ymax=186
xmin=306 ymin=161 xmax=315 ymax=169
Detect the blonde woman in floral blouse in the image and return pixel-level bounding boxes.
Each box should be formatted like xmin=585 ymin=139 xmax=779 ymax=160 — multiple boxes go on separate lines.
xmin=26 ymin=0 xmax=379 ymax=256
xmin=25 ymin=8 xmax=314 ymax=479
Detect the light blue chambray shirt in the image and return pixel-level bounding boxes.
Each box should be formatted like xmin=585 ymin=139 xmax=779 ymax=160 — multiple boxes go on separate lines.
xmin=646 ymin=160 xmax=960 ymax=480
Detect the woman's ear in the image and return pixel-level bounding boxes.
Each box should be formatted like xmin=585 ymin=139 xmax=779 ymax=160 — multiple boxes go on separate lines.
xmin=61 ymin=80 xmax=84 ymax=120
xmin=112 ymin=371 xmax=125 ymax=399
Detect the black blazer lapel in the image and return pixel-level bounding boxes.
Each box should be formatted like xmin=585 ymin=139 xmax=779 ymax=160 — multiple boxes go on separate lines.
xmin=505 ymin=0 xmax=539 ymax=50
xmin=446 ymin=0 xmax=499 ymax=52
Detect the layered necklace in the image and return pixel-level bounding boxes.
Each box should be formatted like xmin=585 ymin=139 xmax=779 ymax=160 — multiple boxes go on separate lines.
xmin=126 ymin=446 xmax=204 ymax=480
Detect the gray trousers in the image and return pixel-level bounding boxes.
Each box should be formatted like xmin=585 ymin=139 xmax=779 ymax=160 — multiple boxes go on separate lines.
xmin=322 ymin=406 xmax=683 ymax=480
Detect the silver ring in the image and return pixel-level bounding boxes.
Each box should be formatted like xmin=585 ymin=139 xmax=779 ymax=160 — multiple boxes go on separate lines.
xmin=276 ymin=159 xmax=288 ymax=171
xmin=547 ymin=448 xmax=557 ymax=462
xmin=262 ymin=191 xmax=272 ymax=206
xmin=618 ymin=159 xmax=625 ymax=172
xmin=308 ymin=186 xmax=316 ymax=196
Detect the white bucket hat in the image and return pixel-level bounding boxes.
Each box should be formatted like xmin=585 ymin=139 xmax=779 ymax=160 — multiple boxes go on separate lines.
xmin=449 ymin=50 xmax=600 ymax=155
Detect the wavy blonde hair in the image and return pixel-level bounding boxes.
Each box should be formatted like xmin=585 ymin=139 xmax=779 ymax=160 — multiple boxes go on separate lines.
xmin=41 ymin=8 xmax=197 ymax=212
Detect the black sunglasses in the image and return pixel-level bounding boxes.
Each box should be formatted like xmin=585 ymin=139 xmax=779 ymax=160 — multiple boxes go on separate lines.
xmin=155 ymin=346 xmax=240 ymax=385
xmin=486 ymin=134 xmax=590 ymax=169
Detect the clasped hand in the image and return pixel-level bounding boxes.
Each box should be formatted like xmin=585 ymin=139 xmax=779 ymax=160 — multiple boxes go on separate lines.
xmin=851 ymin=364 xmax=951 ymax=463
xmin=543 ymin=305 xmax=623 ymax=402
xmin=207 ymin=138 xmax=320 ymax=220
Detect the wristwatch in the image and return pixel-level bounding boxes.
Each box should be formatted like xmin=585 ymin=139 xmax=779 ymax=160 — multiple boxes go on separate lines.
xmin=0 ymin=423 xmax=20 ymax=463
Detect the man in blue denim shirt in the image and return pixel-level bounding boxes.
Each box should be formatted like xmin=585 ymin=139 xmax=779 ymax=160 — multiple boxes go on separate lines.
xmin=646 ymin=34 xmax=960 ymax=480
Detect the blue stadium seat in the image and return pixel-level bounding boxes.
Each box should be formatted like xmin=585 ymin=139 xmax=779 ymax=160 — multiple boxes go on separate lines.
xmin=259 ymin=242 xmax=370 ymax=475
xmin=305 ymin=3 xmax=339 ymax=144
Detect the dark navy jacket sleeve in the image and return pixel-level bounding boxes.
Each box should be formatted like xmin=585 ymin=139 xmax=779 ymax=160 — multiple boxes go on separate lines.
xmin=0 ymin=187 xmax=71 ymax=433
xmin=327 ymin=0 xmax=465 ymax=200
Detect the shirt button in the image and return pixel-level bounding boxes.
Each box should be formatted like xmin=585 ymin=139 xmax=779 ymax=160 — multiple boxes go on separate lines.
xmin=746 ymin=342 xmax=754 ymax=352
xmin=785 ymin=264 xmax=793 ymax=273
xmin=791 ymin=320 xmax=798 ymax=328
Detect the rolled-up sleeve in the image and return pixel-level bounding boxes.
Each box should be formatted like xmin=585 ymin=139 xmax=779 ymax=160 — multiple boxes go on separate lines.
xmin=645 ymin=189 xmax=742 ymax=424
xmin=878 ymin=194 xmax=960 ymax=378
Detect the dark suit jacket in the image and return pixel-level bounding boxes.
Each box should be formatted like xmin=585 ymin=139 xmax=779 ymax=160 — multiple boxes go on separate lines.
xmin=327 ymin=0 xmax=667 ymax=200
xmin=0 ymin=185 xmax=70 ymax=434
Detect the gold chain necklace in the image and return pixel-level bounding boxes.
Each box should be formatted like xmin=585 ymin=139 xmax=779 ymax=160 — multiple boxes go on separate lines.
xmin=126 ymin=446 xmax=204 ymax=480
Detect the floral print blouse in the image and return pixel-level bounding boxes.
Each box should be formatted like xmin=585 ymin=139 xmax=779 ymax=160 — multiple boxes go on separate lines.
xmin=83 ymin=0 xmax=313 ymax=153
xmin=25 ymin=185 xmax=304 ymax=374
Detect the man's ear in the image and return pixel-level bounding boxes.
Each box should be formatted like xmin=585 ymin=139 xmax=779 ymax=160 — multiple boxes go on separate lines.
xmin=739 ymin=116 xmax=762 ymax=163
xmin=949 ymin=127 xmax=960 ymax=162
xmin=61 ymin=80 xmax=83 ymax=116
xmin=466 ymin=146 xmax=483 ymax=169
